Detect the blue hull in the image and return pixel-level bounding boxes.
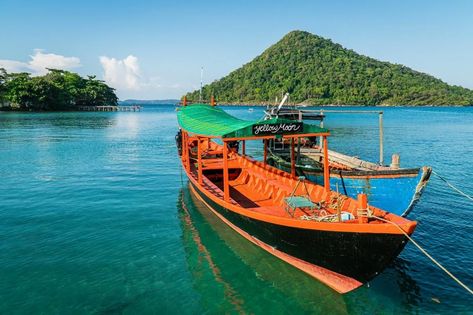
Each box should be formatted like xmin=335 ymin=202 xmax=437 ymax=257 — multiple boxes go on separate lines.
xmin=304 ymin=168 xmax=431 ymax=217
xmin=269 ymin=155 xmax=432 ymax=217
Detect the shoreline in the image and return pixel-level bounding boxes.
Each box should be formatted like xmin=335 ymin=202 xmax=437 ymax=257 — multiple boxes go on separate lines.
xmin=1 ymin=103 xmax=471 ymax=113
xmin=211 ymin=103 xmax=472 ymax=108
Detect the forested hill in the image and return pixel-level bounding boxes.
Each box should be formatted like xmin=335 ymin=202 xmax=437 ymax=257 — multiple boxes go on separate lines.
xmin=0 ymin=68 xmax=118 ymax=111
xmin=186 ymin=30 xmax=473 ymax=105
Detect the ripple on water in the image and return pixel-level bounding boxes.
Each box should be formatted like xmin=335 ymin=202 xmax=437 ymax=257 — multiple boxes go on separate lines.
xmin=0 ymin=105 xmax=472 ymax=314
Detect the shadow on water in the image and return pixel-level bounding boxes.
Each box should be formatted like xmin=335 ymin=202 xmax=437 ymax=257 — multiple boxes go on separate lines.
xmin=177 ymin=187 xmax=349 ymax=314
xmin=95 ymin=292 xmax=149 ymax=315
xmin=390 ymin=258 xmax=422 ymax=306
xmin=344 ymin=257 xmax=423 ymax=314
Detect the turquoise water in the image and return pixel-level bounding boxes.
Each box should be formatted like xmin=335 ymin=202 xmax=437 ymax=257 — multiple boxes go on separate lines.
xmin=0 ymin=105 xmax=472 ymax=314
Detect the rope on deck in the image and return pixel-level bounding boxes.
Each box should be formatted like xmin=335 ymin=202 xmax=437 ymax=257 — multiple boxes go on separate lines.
xmin=432 ymin=170 xmax=473 ymax=202
xmin=371 ymin=214 xmax=473 ymax=296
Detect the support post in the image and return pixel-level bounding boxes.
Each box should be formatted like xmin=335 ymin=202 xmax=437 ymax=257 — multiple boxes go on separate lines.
xmin=183 ymin=96 xmax=187 ymax=107
xmin=297 ymin=111 xmax=302 ymax=164
xmin=263 ymin=139 xmax=268 ymax=164
xmin=291 ymin=137 xmax=296 ymax=177
xmin=319 ymin=110 xmax=324 ymax=148
xmin=297 ymin=138 xmax=301 ymax=164
xmin=181 ymin=130 xmax=187 ymax=166
xmin=336 ymin=184 xmax=341 ymax=222
xmin=183 ymin=132 xmax=190 ymax=173
xmin=242 ymin=140 xmax=246 ymax=156
xmin=390 ymin=153 xmax=400 ymax=169
xmin=323 ymin=136 xmax=330 ymax=192
xmin=197 ymin=137 xmax=203 ymax=185
xmin=379 ymin=112 xmax=384 ymax=165
xmin=186 ymin=134 xmax=191 ymax=173
xmin=210 ymin=95 xmax=215 ymax=106
xmin=223 ymin=141 xmax=230 ymax=202
xmin=357 ymin=193 xmax=368 ymax=223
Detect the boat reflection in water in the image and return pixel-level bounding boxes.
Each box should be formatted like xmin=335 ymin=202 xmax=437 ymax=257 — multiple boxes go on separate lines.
xmin=177 ymin=187 xmax=349 ymax=314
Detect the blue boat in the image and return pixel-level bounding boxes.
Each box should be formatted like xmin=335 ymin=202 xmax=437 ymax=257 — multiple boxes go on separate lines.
xmin=264 ymin=102 xmax=432 ymax=217
xmin=268 ymin=147 xmax=431 ymax=217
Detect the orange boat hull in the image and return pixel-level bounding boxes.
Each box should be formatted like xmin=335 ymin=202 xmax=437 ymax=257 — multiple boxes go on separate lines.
xmin=179 ymin=138 xmax=416 ymax=293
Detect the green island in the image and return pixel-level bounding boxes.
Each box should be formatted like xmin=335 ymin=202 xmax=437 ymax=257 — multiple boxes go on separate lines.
xmin=0 ymin=68 xmax=118 ymax=111
xmin=186 ymin=30 xmax=473 ymax=106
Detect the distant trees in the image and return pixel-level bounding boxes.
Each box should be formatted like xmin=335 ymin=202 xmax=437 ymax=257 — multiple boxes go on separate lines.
xmin=0 ymin=68 xmax=9 ymax=106
xmin=0 ymin=68 xmax=118 ymax=110
xmin=185 ymin=30 xmax=473 ymax=106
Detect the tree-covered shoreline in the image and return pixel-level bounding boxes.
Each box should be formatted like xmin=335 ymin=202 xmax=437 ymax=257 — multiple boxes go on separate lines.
xmin=0 ymin=68 xmax=118 ymax=111
xmin=186 ymin=31 xmax=473 ymax=106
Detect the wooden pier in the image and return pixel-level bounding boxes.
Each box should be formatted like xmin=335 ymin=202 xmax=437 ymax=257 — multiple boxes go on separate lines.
xmin=78 ymin=105 xmax=141 ymax=112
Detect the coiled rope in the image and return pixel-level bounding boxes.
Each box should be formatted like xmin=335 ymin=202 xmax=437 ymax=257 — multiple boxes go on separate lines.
xmin=432 ymin=170 xmax=473 ymax=202
xmin=370 ymin=214 xmax=473 ymax=295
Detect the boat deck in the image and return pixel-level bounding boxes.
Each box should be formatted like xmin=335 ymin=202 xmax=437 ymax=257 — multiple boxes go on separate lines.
xmin=195 ymin=155 xmax=359 ymax=219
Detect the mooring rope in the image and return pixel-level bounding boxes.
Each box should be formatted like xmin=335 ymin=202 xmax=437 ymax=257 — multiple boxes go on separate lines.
xmin=371 ymin=214 xmax=473 ymax=295
xmin=432 ymin=170 xmax=473 ymax=202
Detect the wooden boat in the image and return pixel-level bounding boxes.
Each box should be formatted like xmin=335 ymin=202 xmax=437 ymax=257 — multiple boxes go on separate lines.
xmin=176 ymin=103 xmax=417 ymax=294
xmin=267 ymin=107 xmax=431 ymax=217
xmin=268 ymin=144 xmax=431 ymax=217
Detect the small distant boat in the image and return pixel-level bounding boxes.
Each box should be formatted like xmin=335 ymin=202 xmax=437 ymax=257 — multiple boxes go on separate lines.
xmin=248 ymin=107 xmax=254 ymax=112
xmin=176 ymin=103 xmax=417 ymax=293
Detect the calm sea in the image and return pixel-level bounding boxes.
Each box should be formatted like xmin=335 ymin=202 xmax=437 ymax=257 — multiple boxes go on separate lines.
xmin=0 ymin=105 xmax=472 ymax=314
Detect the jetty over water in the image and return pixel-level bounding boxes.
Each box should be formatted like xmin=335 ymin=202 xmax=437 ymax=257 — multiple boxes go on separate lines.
xmin=78 ymin=105 xmax=141 ymax=112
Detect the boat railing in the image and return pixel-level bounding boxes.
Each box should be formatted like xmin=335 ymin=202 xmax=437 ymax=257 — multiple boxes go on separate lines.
xmin=178 ymin=96 xmax=217 ymax=107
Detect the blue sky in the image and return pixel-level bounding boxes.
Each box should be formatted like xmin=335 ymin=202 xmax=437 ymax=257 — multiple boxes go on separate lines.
xmin=0 ymin=0 xmax=472 ymax=100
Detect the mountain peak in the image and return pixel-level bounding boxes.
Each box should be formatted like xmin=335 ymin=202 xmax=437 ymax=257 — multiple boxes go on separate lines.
xmin=283 ymin=30 xmax=313 ymax=38
xmin=186 ymin=31 xmax=473 ymax=105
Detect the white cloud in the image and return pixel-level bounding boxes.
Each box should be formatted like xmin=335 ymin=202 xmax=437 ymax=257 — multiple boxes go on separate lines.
xmin=0 ymin=49 xmax=81 ymax=75
xmin=99 ymin=54 xmax=189 ymax=99
xmin=99 ymin=55 xmax=142 ymax=90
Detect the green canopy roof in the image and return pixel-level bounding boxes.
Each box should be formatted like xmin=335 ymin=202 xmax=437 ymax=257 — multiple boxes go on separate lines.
xmin=177 ymin=104 xmax=328 ymax=138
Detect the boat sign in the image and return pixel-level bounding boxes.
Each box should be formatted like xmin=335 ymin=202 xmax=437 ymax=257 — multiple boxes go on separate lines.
xmin=252 ymin=122 xmax=303 ymax=136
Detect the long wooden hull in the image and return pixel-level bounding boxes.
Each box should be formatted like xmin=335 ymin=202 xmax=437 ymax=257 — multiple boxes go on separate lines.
xmin=180 ymin=148 xmax=416 ymax=294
